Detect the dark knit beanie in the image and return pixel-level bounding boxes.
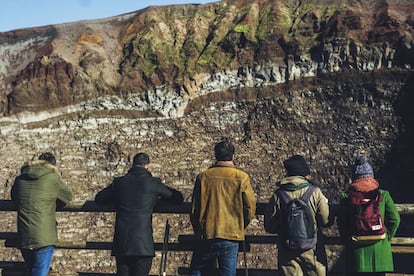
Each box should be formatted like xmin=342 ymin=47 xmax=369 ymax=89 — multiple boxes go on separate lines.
xmin=283 ymin=155 xmax=311 ymax=177
xmin=352 ymin=154 xmax=374 ymax=180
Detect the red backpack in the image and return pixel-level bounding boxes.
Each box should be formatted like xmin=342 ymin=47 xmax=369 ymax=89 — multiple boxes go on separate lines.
xmin=348 ymin=188 xmax=386 ymax=244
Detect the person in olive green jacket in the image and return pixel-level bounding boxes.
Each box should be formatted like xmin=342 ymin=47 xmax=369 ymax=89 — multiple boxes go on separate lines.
xmin=264 ymin=155 xmax=330 ymax=276
xmin=338 ymin=153 xmax=400 ymax=276
xmin=190 ymin=139 xmax=256 ymax=276
xmin=11 ymin=152 xmax=72 ymax=276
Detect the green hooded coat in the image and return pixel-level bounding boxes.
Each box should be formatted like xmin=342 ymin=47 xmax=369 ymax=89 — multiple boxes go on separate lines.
xmin=11 ymin=160 xmax=72 ymax=249
xmin=338 ymin=189 xmax=400 ymax=272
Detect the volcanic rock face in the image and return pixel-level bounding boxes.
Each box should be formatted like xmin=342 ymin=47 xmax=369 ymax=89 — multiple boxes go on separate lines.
xmin=0 ymin=0 xmax=413 ymax=274
xmin=1 ymin=0 xmax=413 ymax=118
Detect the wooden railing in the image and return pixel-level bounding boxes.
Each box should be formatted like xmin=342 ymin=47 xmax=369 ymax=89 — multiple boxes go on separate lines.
xmin=1 ymin=200 xmax=413 ymax=276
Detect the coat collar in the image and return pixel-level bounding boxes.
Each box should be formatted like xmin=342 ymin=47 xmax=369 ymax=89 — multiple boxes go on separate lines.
xmin=128 ymin=165 xmax=152 ymax=176
xmin=213 ymin=160 xmax=235 ymax=167
xmin=279 ymin=175 xmax=310 ymax=185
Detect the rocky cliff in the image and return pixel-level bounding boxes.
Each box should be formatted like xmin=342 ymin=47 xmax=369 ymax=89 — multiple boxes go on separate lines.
xmin=1 ymin=0 xmax=413 ymax=118
xmin=0 ymin=0 xmax=413 ymax=274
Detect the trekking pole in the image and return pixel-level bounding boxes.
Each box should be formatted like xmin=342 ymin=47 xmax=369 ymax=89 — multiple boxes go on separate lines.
xmin=159 ymin=219 xmax=170 ymax=276
xmin=242 ymin=239 xmax=248 ymax=276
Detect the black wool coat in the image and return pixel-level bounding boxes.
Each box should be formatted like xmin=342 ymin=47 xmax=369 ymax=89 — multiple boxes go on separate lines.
xmin=95 ymin=166 xmax=182 ymax=256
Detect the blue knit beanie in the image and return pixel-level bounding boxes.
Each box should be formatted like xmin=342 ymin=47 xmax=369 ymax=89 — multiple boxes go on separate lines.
xmin=352 ymin=154 xmax=374 ymax=180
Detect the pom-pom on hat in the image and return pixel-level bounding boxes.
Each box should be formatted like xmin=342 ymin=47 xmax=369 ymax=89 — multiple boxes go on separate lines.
xmin=352 ymin=153 xmax=374 ymax=180
xmin=283 ymin=155 xmax=311 ymax=177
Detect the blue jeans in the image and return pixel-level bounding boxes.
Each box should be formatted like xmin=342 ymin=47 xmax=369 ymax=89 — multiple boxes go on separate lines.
xmin=190 ymin=239 xmax=239 ymax=276
xmin=21 ymin=246 xmax=54 ymax=276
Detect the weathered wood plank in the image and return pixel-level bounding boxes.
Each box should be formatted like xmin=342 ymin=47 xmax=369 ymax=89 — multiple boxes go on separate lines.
xmin=1 ymin=200 xmax=413 ymax=216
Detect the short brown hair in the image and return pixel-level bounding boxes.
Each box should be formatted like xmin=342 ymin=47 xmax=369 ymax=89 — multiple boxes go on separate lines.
xmin=214 ymin=139 xmax=235 ymax=161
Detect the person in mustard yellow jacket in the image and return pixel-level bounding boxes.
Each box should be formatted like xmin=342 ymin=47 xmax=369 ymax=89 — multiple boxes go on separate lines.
xmin=190 ymin=139 xmax=256 ymax=276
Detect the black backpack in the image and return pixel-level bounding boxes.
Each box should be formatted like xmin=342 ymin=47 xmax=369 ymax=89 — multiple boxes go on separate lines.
xmin=276 ymin=185 xmax=317 ymax=251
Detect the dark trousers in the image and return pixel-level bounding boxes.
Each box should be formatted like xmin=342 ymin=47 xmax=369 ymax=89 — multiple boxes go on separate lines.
xmin=116 ymin=256 xmax=153 ymax=276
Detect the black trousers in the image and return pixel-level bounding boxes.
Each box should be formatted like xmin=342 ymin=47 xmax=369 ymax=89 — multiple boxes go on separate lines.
xmin=116 ymin=256 xmax=153 ymax=276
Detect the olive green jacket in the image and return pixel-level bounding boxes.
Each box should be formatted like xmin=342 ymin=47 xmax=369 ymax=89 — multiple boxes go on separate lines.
xmin=11 ymin=160 xmax=72 ymax=249
xmin=190 ymin=163 xmax=256 ymax=241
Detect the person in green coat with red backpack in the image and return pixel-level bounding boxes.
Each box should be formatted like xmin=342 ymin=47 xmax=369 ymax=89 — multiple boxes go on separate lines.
xmin=338 ymin=153 xmax=400 ymax=276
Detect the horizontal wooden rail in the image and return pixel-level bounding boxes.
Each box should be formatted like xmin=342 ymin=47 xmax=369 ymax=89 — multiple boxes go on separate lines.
xmin=177 ymin=267 xmax=277 ymax=276
xmin=1 ymin=200 xmax=413 ymax=276
xmin=178 ymin=234 xmax=414 ymax=246
xmin=0 ymin=200 xmax=190 ymax=213
xmin=2 ymin=231 xmax=412 ymax=253
xmin=178 ymin=235 xmax=414 ymax=254
xmin=1 ymin=236 xmax=251 ymax=252
xmin=1 ymin=200 xmax=414 ymax=216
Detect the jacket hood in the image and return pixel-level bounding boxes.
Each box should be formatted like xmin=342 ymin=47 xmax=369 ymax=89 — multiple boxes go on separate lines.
xmin=277 ymin=176 xmax=312 ymax=191
xmin=349 ymin=177 xmax=379 ymax=192
xmin=278 ymin=175 xmax=310 ymax=185
xmin=20 ymin=160 xmax=59 ymax=180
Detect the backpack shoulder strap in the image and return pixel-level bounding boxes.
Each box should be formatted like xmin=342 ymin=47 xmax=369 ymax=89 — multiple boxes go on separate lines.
xmin=373 ymin=188 xmax=383 ymax=201
xmin=300 ymin=185 xmax=316 ymax=203
xmin=276 ymin=188 xmax=291 ymax=205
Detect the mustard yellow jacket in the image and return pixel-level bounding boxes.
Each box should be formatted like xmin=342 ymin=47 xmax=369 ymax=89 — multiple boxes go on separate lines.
xmin=190 ymin=163 xmax=256 ymax=241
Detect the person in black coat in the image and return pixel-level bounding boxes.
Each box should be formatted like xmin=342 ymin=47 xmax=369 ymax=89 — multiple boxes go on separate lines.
xmin=95 ymin=152 xmax=184 ymax=276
